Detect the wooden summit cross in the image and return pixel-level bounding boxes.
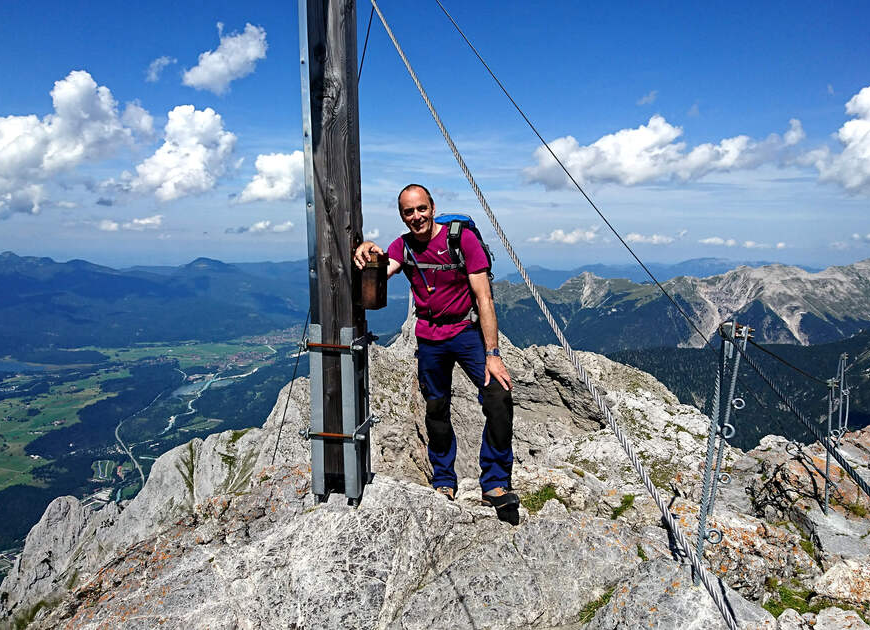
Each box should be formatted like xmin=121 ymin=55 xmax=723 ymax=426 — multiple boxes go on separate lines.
xmin=298 ymin=0 xmax=374 ymax=505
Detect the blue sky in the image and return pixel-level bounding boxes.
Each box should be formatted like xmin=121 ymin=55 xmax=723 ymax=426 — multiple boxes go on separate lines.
xmin=1 ymin=1 xmax=868 ymax=273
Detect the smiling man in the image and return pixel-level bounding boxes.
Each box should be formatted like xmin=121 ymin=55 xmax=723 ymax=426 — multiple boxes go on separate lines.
xmin=353 ymin=184 xmax=518 ymax=523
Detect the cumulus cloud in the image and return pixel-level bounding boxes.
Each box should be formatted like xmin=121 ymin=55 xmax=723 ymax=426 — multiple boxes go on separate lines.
xmin=525 ymin=115 xmax=804 ymax=189
xmin=121 ymin=101 xmax=154 ymax=137
xmin=123 ymin=214 xmax=163 ymax=230
xmin=183 ymin=23 xmax=267 ymax=95
xmin=637 ymin=90 xmax=658 ymax=106
xmin=364 ymin=228 xmax=380 ymax=240
xmin=625 ymin=232 xmax=674 ymax=245
xmin=226 ymin=219 xmax=292 ymax=234
xmin=853 ymin=232 xmax=870 ymax=243
xmin=146 ymin=56 xmax=177 ymax=82
xmin=0 ymin=70 xmax=139 ymax=217
xmin=831 ymin=241 xmax=849 ymax=250
xmin=237 ymin=151 xmax=304 ymax=203
xmin=699 ymin=237 xmax=737 ymax=247
xmin=743 ymin=240 xmax=772 ymax=249
xmin=802 ymin=85 xmax=870 ymax=194
xmin=95 ymin=214 xmax=163 ymax=232
xmin=776 ymin=242 xmax=786 ymax=249
xmin=130 ymin=105 xmax=236 ymax=201
xmin=528 ymin=226 xmax=599 ymax=245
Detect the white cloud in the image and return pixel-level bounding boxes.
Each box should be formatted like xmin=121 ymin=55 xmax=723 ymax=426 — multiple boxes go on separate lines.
xmin=98 ymin=219 xmax=119 ymax=231
xmin=182 ymin=23 xmax=267 ymax=95
xmin=637 ymin=90 xmax=658 ymax=106
xmin=853 ymin=232 xmax=870 ymax=243
xmin=676 ymin=229 xmax=688 ymax=238
xmin=525 ymin=115 xmax=803 ymax=189
xmin=0 ymin=70 xmax=135 ymax=217
xmin=743 ymin=240 xmax=772 ymax=249
xmin=123 ymin=214 xmax=163 ymax=230
xmin=699 ymin=236 xmax=737 ymax=247
xmin=56 ymin=200 xmax=77 ymax=209
xmin=831 ymin=241 xmax=849 ymax=250
xmin=249 ymin=220 xmax=272 ymax=233
xmin=529 ymin=226 xmax=599 ymax=245
xmin=145 ymin=56 xmax=177 ymax=82
xmin=121 ymin=101 xmax=154 ymax=137
xmin=802 ymin=85 xmax=870 ymax=194
xmin=625 ymin=232 xmax=674 ymax=245
xmin=364 ymin=228 xmax=380 ymax=240
xmin=776 ymin=242 xmax=786 ymax=249
xmin=130 ymin=105 xmax=236 ymax=201
xmin=226 ymin=219 xmax=293 ymax=235
xmin=237 ymin=151 xmax=304 ymax=203
xmin=783 ymin=118 xmax=805 ymax=146
xmin=687 ymin=103 xmax=700 ymax=117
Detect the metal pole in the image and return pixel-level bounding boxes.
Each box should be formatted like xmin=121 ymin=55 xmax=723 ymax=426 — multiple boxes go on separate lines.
xmin=825 ymin=380 xmax=834 ymax=514
xmin=694 ymin=339 xmax=725 ymax=585
xmin=707 ymin=323 xmax=747 ymax=518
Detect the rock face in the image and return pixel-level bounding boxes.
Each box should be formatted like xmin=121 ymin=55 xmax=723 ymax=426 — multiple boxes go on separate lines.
xmin=2 ymin=317 xmax=869 ymax=629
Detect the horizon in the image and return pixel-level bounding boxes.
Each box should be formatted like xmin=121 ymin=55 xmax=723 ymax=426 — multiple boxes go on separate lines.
xmin=1 ymin=2 xmax=869 ymax=270
xmin=3 ymin=248 xmax=864 ymax=279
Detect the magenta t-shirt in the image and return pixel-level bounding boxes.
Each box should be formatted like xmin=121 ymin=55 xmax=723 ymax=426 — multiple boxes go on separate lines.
xmin=387 ymin=225 xmax=489 ymax=341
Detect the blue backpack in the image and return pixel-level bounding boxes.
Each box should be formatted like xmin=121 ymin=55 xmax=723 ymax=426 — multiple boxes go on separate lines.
xmin=402 ymin=214 xmax=493 ymax=280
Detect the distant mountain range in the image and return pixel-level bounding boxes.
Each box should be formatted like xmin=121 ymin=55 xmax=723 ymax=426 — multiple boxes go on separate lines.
xmin=494 ymin=259 xmax=870 ymax=353
xmin=3 ymin=251 xmax=868 ymax=360
xmin=500 ymin=258 xmax=822 ymax=288
xmin=0 ymin=252 xmax=310 ymax=356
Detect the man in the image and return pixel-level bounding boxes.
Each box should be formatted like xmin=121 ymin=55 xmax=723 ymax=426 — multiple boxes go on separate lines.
xmin=353 ymin=184 xmax=518 ymax=522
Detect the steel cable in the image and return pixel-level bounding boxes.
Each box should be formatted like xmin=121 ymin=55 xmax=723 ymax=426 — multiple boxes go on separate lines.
xmin=721 ymin=327 xmax=870 ymax=500
xmin=358 ymin=5 xmax=375 ymax=82
xmin=370 ymin=2 xmax=738 ymax=627
xmin=270 ymin=309 xmax=311 ymax=467
xmin=746 ymin=339 xmax=828 ymax=386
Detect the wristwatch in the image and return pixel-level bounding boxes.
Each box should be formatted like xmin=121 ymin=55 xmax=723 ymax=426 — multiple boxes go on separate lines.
xmin=485 ymin=348 xmax=500 ymax=357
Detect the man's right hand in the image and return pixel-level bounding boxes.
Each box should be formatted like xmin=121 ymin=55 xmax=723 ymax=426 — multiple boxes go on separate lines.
xmin=353 ymin=241 xmax=384 ymax=270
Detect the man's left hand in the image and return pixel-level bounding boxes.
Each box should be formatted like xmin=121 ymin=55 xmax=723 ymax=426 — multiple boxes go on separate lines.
xmin=484 ymin=356 xmax=512 ymax=390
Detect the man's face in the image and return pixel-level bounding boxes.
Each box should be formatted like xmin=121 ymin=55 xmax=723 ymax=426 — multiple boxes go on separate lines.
xmin=398 ymin=187 xmax=435 ymax=241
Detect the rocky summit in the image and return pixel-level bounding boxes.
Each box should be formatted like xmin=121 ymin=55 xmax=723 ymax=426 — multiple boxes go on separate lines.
xmin=2 ymin=317 xmax=869 ymax=629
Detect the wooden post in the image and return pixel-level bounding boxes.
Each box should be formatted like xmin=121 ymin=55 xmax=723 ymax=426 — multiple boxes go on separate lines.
xmin=299 ymin=0 xmax=368 ymax=501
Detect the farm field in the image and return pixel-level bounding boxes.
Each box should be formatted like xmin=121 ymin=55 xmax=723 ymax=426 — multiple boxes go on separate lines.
xmin=0 ymin=330 xmax=307 ymax=553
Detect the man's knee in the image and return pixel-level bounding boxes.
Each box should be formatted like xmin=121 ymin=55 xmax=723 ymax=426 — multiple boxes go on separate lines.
xmin=425 ymin=396 xmax=452 ymax=453
xmin=481 ymin=382 xmax=513 ymax=452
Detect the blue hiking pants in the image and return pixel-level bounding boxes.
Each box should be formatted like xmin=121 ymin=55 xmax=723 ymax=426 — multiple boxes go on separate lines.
xmin=416 ymin=325 xmax=514 ymax=492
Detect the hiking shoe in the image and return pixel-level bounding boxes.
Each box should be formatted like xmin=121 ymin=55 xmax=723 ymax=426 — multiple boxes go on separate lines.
xmin=436 ymin=486 xmax=455 ymax=501
xmin=481 ymin=487 xmax=519 ymax=509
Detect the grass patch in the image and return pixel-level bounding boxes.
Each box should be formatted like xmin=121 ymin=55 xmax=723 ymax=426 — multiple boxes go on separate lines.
xmin=229 ymin=428 xmax=251 ymax=444
xmin=610 ymin=494 xmax=635 ymax=520
xmin=520 ymin=485 xmax=562 ymax=514
xmin=832 ymin=497 xmax=868 ymax=518
xmin=578 ymin=587 xmax=615 ymax=624
xmin=636 ymin=544 xmax=648 ymax=561
xmin=762 ymin=580 xmax=870 ymax=623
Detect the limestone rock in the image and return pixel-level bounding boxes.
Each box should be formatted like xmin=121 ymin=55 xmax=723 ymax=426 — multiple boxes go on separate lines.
xmin=813 ymin=607 xmax=870 ymax=630
xmin=814 ymin=560 xmax=870 ymax=607
xmin=777 ymin=608 xmax=811 ymax=630
xmin=664 ymin=499 xmax=820 ymax=600
xmin=588 ymin=558 xmax=775 ymax=629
